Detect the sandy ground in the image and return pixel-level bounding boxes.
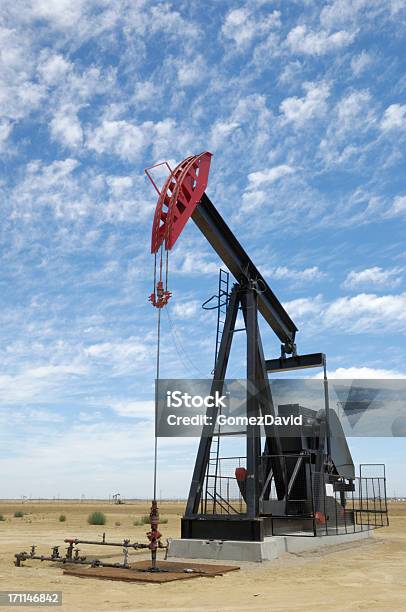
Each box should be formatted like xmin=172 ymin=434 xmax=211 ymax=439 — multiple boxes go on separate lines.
xmin=0 ymin=500 xmax=405 ymax=612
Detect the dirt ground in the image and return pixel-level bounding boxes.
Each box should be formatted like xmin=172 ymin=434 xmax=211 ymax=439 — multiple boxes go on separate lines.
xmin=0 ymin=500 xmax=405 ymax=611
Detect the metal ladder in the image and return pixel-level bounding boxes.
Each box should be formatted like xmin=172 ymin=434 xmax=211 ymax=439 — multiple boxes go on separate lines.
xmin=213 ymin=268 xmax=230 ymax=371
xmin=203 ymin=269 xmax=230 ymax=513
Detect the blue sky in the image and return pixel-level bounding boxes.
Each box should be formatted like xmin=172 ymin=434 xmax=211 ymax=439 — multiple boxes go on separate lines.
xmin=0 ymin=0 xmax=405 ymax=499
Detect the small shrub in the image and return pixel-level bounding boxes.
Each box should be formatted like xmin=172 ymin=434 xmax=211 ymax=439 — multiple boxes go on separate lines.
xmin=14 ymin=511 xmax=24 ymax=518
xmin=59 ymin=514 xmax=66 ymax=522
xmin=134 ymin=515 xmax=167 ymax=525
xmin=87 ymin=511 xmax=106 ymax=525
xmin=0 ymin=514 xmax=5 ymax=521
xmin=115 ymin=521 xmax=121 ymax=526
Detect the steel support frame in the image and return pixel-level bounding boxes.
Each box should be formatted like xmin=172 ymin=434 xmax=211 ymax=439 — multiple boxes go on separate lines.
xmin=183 ymin=282 xmax=285 ymax=540
xmin=184 ymin=284 xmax=240 ymax=518
xmin=241 ymin=286 xmax=261 ymax=519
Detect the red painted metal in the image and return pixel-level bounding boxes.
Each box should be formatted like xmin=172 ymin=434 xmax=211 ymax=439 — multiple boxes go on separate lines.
xmin=149 ymin=281 xmax=171 ymax=309
xmin=145 ymin=161 xmax=173 ymax=196
xmin=315 ymin=511 xmax=326 ymax=524
xmin=148 ymin=152 xmax=212 ymax=254
xmin=235 ymin=467 xmax=247 ymax=482
xmin=147 ymin=499 xmax=163 ymax=570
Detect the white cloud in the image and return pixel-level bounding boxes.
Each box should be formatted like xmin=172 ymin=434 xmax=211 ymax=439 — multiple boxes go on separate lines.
xmin=209 ymin=94 xmax=272 ymax=155
xmin=87 ymin=116 xmax=184 ymax=162
xmin=241 ymin=189 xmax=268 ymax=210
xmin=0 ymin=407 xmax=65 ymax=424
xmin=287 ymin=25 xmax=355 ymax=56
xmin=0 ymin=26 xmax=45 ymax=122
xmin=112 ymin=400 xmax=154 ymax=419
xmin=30 ymin=0 xmax=86 ymax=30
xmin=0 ymin=417 xmax=197 ymax=498
xmin=78 ymin=411 xmax=102 ymax=422
xmin=87 ymin=119 xmax=145 ymax=161
xmin=37 ymin=52 xmax=72 ymax=85
xmin=380 ymin=104 xmax=406 ymax=131
xmin=63 ymin=67 xmax=112 ymax=104
xmin=280 ymin=82 xmax=330 ymax=126
xmin=318 ymin=366 xmax=406 ymax=379
xmin=172 ymin=300 xmax=200 ymax=319
xmin=171 ymin=251 xmax=219 ymax=276
xmin=247 ymin=165 xmax=294 ymax=187
xmin=210 ymin=120 xmax=240 ymax=149
xmin=284 ymin=293 xmax=406 ymax=333
xmin=32 ymin=157 xmax=78 ymax=179
xmin=133 ymin=80 xmax=159 ymax=105
xmin=0 ymin=362 xmax=87 ymax=403
xmin=174 ymin=56 xmax=206 ymax=87
xmin=9 ymin=157 xmax=95 ymax=221
xmin=85 ymin=336 xmax=150 ymax=373
xmin=324 ymin=293 xmax=406 ymax=332
xmin=50 ymin=105 xmax=83 ymax=148
xmin=150 ymin=118 xmax=179 ymax=159
xmin=222 ymin=8 xmax=251 ymax=45
xmin=343 ymin=267 xmax=402 ymax=289
xmin=319 ymin=0 xmax=405 ymax=31
xmin=335 ymin=91 xmax=373 ymax=130
xmin=351 ymin=51 xmax=373 ymax=76
xmin=241 ymin=164 xmax=295 ymax=214
xmin=283 ymin=295 xmax=325 ymax=319
xmin=0 ymin=119 xmax=13 ymax=149
xmin=389 ymin=0 xmax=406 ymax=14
xmin=386 ymin=195 xmax=406 ymax=217
xmin=9 ymin=157 xmax=150 ymax=224
xmin=106 ymin=175 xmax=133 ymax=195
xmin=149 ymin=2 xmax=199 ymax=39
xmin=270 ymin=266 xmax=325 ymax=283
xmin=25 ymin=157 xmax=79 ymax=185
xmin=222 ymin=7 xmax=281 ymax=48
xmin=318 ymin=90 xmax=376 ymax=166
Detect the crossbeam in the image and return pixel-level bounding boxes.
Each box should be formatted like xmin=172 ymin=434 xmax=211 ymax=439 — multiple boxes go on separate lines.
xmin=266 ymin=353 xmax=325 ymax=372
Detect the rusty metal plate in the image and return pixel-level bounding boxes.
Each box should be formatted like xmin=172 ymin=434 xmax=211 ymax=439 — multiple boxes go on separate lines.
xmin=63 ymin=560 xmax=239 ymax=583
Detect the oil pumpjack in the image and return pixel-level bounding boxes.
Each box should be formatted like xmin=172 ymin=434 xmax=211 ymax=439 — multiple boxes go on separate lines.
xmin=11 ymin=152 xmax=388 ymax=576
xmin=146 ymin=152 xmax=382 ymax=543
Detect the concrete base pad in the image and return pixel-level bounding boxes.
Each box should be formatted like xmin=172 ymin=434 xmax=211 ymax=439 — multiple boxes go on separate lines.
xmin=168 ymin=529 xmax=373 ymax=563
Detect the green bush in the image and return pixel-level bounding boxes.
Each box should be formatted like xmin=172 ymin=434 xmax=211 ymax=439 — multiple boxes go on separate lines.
xmin=0 ymin=514 xmax=5 ymax=521
xmin=14 ymin=511 xmax=24 ymax=518
xmin=134 ymin=515 xmax=167 ymax=525
xmin=140 ymin=515 xmax=150 ymax=524
xmin=87 ymin=511 xmax=106 ymax=525
xmin=59 ymin=514 xmax=66 ymax=522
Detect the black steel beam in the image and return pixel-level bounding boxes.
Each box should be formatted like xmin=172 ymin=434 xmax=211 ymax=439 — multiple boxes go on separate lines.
xmin=184 ymin=286 xmax=240 ymax=517
xmin=239 ymin=296 xmax=285 ymax=499
xmin=181 ymin=517 xmax=265 ymax=541
xmin=241 ymin=288 xmax=262 ymax=519
xmin=192 ymin=194 xmax=297 ymax=352
xmin=266 ymin=352 xmax=325 ymax=372
xmin=255 ymin=330 xmax=286 ymax=500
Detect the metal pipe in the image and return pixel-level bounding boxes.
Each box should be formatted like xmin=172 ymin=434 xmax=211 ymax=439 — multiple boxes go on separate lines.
xmin=15 ymin=553 xmax=87 ymax=567
xmin=64 ymin=538 xmax=148 ymax=549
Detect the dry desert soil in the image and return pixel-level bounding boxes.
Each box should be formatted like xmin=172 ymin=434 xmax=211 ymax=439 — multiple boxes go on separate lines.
xmin=0 ymin=500 xmax=405 ymax=611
